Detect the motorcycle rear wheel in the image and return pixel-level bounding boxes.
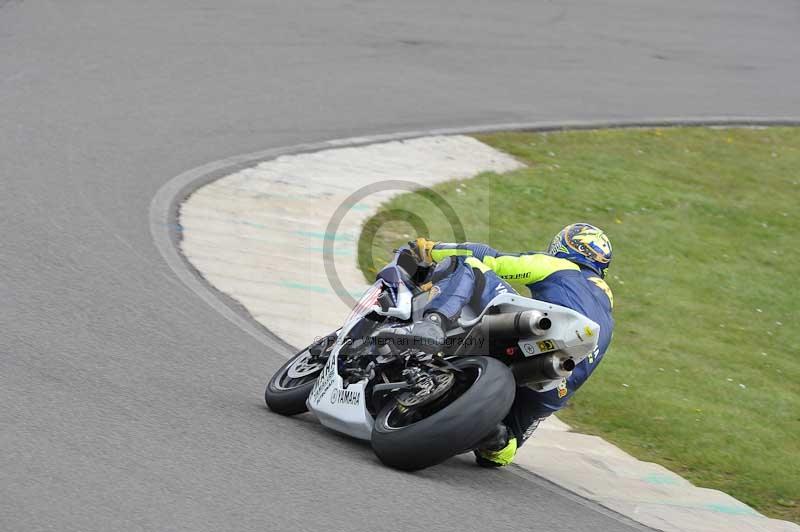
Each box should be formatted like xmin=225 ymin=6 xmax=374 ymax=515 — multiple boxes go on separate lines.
xmin=371 ymin=356 xmax=515 ymax=471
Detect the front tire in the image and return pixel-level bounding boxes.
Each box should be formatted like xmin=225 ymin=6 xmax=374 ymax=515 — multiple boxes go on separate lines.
xmin=265 ymin=336 xmax=334 ymax=416
xmin=371 ymin=356 xmax=515 ymax=471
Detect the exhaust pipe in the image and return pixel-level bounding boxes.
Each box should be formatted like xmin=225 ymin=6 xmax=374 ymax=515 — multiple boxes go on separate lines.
xmin=512 ymin=354 xmax=575 ymax=385
xmin=479 ymin=310 xmax=552 ymax=339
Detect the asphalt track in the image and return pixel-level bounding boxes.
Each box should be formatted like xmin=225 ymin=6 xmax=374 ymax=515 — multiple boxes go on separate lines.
xmin=2 ymin=2 xmax=799 ymax=531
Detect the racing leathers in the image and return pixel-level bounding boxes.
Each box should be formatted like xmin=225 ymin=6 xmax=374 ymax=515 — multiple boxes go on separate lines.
xmin=422 ymin=242 xmax=615 ymax=463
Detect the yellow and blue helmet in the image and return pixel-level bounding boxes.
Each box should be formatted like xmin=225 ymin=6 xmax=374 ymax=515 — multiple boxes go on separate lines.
xmin=548 ymin=223 xmax=612 ymax=277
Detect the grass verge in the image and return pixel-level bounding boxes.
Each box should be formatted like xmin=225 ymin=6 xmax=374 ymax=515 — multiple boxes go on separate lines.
xmin=357 ymin=127 xmax=799 ymax=522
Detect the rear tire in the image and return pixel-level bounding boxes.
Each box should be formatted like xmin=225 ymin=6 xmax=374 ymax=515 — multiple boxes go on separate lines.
xmin=371 ymin=356 xmax=515 ymax=471
xmin=265 ymin=337 xmax=333 ymax=416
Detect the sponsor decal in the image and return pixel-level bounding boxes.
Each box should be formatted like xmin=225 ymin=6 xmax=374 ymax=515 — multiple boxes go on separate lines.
xmin=587 ymin=345 xmax=599 ymax=364
xmin=501 ymin=272 xmax=531 ymax=281
xmin=522 ymin=342 xmax=536 ymax=355
xmin=584 ymin=325 xmax=595 ymax=338
xmin=310 ymin=355 xmax=336 ymax=404
xmin=537 ymin=339 xmax=556 ymax=353
xmin=330 ymin=388 xmax=361 ymax=406
xmin=557 ymin=378 xmax=568 ymax=399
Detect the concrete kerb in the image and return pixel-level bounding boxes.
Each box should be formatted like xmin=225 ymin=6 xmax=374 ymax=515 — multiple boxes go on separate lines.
xmin=150 ymin=116 xmax=800 ymax=355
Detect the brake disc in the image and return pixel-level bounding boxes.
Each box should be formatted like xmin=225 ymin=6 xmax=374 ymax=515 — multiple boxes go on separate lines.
xmin=396 ymin=372 xmax=455 ymax=408
xmin=286 ymin=350 xmax=327 ymax=379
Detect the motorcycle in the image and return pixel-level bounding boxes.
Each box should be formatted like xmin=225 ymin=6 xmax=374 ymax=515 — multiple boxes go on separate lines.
xmin=265 ymin=249 xmax=599 ymax=471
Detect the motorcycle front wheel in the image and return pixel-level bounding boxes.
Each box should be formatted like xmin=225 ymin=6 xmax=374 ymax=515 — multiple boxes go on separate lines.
xmin=264 ymin=334 xmax=335 ymax=416
xmin=371 ymin=356 xmax=515 ymax=471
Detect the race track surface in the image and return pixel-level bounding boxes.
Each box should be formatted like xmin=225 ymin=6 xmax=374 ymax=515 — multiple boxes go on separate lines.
xmin=2 ymin=2 xmax=798 ymax=530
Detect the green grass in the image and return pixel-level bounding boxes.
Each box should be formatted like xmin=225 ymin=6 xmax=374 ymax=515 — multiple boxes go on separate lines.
xmin=357 ymin=127 xmax=800 ymax=522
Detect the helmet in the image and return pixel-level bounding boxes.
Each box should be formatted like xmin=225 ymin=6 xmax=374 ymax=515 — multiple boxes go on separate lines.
xmin=547 ymin=223 xmax=612 ymax=277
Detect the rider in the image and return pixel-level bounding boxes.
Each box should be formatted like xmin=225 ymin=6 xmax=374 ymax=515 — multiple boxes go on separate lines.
xmin=399 ymin=223 xmax=614 ymax=467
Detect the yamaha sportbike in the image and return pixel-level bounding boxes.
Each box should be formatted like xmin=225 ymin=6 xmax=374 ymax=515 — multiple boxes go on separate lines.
xmin=265 ymin=250 xmax=599 ymax=470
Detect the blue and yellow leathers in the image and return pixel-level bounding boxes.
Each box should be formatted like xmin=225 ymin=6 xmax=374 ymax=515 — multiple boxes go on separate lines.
xmin=428 ymin=242 xmax=615 ymax=448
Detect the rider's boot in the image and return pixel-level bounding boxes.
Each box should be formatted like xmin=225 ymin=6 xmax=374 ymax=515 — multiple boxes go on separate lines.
xmin=474 ymin=423 xmax=518 ymax=467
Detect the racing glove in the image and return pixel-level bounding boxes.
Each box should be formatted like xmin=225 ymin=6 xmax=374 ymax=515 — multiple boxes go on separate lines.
xmin=410 ymin=237 xmax=438 ymax=265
